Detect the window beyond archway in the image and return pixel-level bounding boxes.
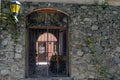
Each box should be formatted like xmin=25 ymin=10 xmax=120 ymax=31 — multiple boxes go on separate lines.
xmin=26 ymin=8 xmax=69 ymax=78
xmin=36 ymin=32 xmax=57 ymax=63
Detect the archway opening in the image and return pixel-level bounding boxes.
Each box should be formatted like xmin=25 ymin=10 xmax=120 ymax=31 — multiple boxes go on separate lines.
xmin=36 ymin=32 xmax=57 ymax=64
xmin=26 ymin=8 xmax=69 ymax=78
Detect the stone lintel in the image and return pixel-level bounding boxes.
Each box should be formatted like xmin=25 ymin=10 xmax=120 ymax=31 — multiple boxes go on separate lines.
xmin=19 ymin=0 xmax=120 ymax=6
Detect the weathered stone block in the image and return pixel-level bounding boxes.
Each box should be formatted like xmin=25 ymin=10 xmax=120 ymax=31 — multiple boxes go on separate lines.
xmin=15 ymin=44 xmax=23 ymax=53
xmin=15 ymin=54 xmax=22 ymax=59
xmin=91 ymin=25 xmax=99 ymax=31
xmin=113 ymin=58 xmax=120 ymax=64
xmin=77 ymin=50 xmax=84 ymax=56
xmin=1 ymin=69 xmax=10 ymax=76
xmin=116 ymin=47 xmax=120 ymax=52
xmin=84 ymin=18 xmax=92 ymax=22
xmin=94 ymin=44 xmax=103 ymax=54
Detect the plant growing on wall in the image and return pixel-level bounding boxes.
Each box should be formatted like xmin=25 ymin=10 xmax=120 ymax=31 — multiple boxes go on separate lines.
xmin=94 ymin=0 xmax=109 ymax=9
xmin=87 ymin=36 xmax=113 ymax=78
xmin=101 ymin=0 xmax=109 ymax=9
xmin=0 ymin=0 xmax=20 ymax=43
xmin=0 ymin=13 xmax=16 ymax=29
xmin=0 ymin=13 xmax=21 ymax=43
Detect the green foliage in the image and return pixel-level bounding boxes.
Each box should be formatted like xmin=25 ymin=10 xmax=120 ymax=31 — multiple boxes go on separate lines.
xmin=87 ymin=36 xmax=112 ymax=78
xmin=0 ymin=0 xmax=20 ymax=43
xmin=94 ymin=0 xmax=99 ymax=6
xmin=93 ymin=0 xmax=109 ymax=9
xmin=0 ymin=0 xmax=16 ymax=28
xmin=87 ymin=36 xmax=98 ymax=57
xmin=87 ymin=36 xmax=120 ymax=78
xmin=0 ymin=13 xmax=20 ymax=43
xmin=0 ymin=13 xmax=16 ymax=26
xmin=101 ymin=0 xmax=109 ymax=9
xmin=1 ymin=0 xmax=10 ymax=9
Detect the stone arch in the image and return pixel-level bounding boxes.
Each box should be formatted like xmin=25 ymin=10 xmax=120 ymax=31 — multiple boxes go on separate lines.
xmin=25 ymin=8 xmax=70 ymax=77
xmin=26 ymin=8 xmax=69 ymax=17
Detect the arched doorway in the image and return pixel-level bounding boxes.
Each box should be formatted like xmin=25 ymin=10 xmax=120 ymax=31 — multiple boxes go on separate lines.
xmin=26 ymin=8 xmax=69 ymax=78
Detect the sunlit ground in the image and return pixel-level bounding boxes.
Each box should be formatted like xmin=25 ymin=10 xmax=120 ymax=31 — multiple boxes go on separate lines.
xmin=36 ymin=62 xmax=49 ymax=65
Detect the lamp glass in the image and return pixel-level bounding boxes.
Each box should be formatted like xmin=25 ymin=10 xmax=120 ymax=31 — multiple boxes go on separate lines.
xmin=10 ymin=4 xmax=20 ymax=13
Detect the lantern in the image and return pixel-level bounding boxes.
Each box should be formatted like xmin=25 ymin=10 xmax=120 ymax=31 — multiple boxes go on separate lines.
xmin=10 ymin=0 xmax=21 ymax=22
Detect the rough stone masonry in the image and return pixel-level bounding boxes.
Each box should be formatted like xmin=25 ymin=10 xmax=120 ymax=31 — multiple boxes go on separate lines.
xmin=0 ymin=1 xmax=120 ymax=80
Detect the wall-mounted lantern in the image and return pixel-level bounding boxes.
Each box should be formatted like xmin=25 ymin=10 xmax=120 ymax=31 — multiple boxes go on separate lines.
xmin=10 ymin=0 xmax=21 ymax=22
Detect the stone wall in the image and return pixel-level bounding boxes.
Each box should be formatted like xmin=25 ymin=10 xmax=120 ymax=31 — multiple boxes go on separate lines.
xmin=0 ymin=1 xmax=120 ymax=80
xmin=0 ymin=23 xmax=26 ymax=79
xmin=20 ymin=0 xmax=120 ymax=6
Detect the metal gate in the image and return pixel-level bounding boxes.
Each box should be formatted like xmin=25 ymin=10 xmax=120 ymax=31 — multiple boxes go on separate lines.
xmin=26 ymin=8 xmax=69 ymax=77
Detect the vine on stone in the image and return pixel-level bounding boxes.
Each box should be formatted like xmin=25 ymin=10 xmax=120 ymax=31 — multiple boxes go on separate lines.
xmin=0 ymin=0 xmax=20 ymax=43
xmin=87 ymin=36 xmax=112 ymax=78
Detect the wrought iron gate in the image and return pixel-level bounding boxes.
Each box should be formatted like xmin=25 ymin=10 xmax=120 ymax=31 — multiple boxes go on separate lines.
xmin=26 ymin=8 xmax=69 ymax=77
